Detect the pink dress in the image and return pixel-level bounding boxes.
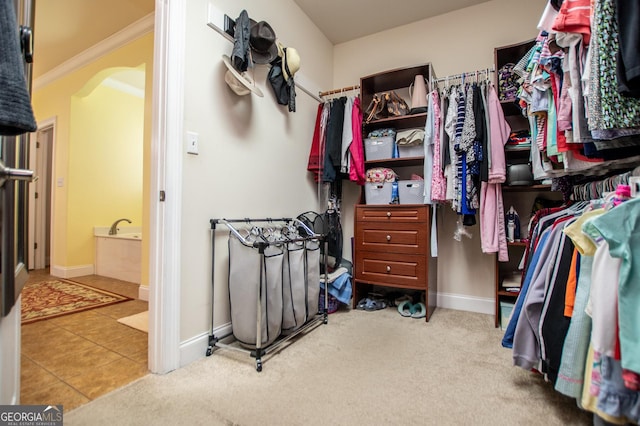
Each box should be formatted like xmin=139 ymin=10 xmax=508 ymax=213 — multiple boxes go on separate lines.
xmin=430 ymin=91 xmax=447 ymax=201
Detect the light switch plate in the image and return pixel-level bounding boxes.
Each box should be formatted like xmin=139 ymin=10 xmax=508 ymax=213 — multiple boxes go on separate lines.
xmin=186 ymin=131 xmax=199 ymax=155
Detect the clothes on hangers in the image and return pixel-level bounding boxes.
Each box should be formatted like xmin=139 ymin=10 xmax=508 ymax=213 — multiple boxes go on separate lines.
xmin=307 ymin=94 xmax=364 ymax=185
xmin=426 ymin=74 xmax=513 ymax=253
xmin=503 ymin=196 xmax=640 ymax=424
xmin=509 ymin=1 xmax=640 ymax=179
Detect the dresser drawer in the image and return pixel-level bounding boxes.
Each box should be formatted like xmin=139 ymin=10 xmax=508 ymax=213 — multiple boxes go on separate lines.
xmin=356 ymin=205 xmax=428 ymax=222
xmin=354 ymin=251 xmax=427 ymax=289
xmin=356 ymin=223 xmax=427 ymax=254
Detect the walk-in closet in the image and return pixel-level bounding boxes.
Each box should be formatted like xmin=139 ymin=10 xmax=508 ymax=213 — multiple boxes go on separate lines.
xmin=3 ymin=0 xmax=639 ymax=424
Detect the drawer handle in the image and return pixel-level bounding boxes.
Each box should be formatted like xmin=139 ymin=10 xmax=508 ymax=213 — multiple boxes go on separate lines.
xmin=386 ymin=235 xmax=391 ymax=241
xmin=386 ymin=211 xmax=391 ymax=218
xmin=386 ymin=266 xmax=391 ymax=273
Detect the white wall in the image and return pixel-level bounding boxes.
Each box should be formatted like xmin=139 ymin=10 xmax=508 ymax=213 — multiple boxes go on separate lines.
xmin=333 ymin=0 xmax=547 ymax=311
xmin=179 ymin=0 xmax=333 ymax=351
xmin=176 ymin=0 xmax=549 ymax=363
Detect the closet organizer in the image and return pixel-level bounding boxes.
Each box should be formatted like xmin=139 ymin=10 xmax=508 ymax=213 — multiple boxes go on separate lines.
xmin=353 ymin=64 xmax=439 ymax=322
xmin=206 ymin=217 xmax=328 ymax=372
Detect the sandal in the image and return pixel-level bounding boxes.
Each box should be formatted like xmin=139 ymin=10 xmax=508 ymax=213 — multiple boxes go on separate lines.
xmin=411 ymin=302 xmax=426 ymax=319
xmin=356 ymin=298 xmax=370 ymax=310
xmin=397 ymin=300 xmax=413 ymax=317
xmin=394 ymin=294 xmax=413 ymax=306
xmin=365 ymin=298 xmax=387 ymax=311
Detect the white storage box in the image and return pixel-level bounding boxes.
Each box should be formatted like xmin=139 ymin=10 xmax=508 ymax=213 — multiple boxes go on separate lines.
xmin=364 ymin=136 xmax=394 ymax=161
xmin=365 ymin=182 xmax=393 ymax=205
xmin=398 ymin=144 xmax=424 ymax=158
xmin=398 ymin=180 xmax=424 ymax=204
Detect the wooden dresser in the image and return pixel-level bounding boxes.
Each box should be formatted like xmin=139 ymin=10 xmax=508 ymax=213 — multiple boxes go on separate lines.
xmin=353 ymin=204 xmax=437 ymax=321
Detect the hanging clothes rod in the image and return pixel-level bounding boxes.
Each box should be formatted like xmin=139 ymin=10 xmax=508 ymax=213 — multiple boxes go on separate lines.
xmin=318 ymin=85 xmax=360 ymax=98
xmin=210 ymin=217 xmax=318 ymax=241
xmin=211 ymin=217 xmax=293 ymax=228
xmin=433 ymin=67 xmax=495 ymax=84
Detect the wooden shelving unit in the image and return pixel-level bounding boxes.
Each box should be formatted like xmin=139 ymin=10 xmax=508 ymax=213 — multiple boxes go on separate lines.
xmin=353 ymin=64 xmax=438 ymax=321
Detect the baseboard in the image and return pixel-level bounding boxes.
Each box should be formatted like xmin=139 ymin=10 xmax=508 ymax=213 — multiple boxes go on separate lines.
xmin=49 ymin=264 xmax=94 ymax=279
xmin=436 ymin=292 xmax=494 ymax=315
xmin=138 ymin=285 xmax=149 ymax=301
xmin=179 ymin=322 xmax=232 ymax=368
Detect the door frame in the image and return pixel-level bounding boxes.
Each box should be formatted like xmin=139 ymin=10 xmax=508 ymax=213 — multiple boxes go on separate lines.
xmin=28 ymin=117 xmax=55 ymax=271
xmin=147 ymin=0 xmax=183 ymax=374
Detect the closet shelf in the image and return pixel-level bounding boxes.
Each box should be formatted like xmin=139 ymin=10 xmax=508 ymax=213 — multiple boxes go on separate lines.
xmin=502 ymin=184 xmax=552 ymax=192
xmin=505 ymin=146 xmax=531 ymax=152
xmin=498 ymin=289 xmax=520 ymax=297
xmin=499 ymin=99 xmax=523 ymax=116
xmin=364 ymin=112 xmax=427 ymax=131
xmin=507 ymin=241 xmax=527 ymax=247
xmin=364 ymin=156 xmax=424 ymax=168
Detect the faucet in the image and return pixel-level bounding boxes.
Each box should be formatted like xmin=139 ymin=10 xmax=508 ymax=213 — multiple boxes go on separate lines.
xmin=109 ymin=218 xmax=132 ymax=235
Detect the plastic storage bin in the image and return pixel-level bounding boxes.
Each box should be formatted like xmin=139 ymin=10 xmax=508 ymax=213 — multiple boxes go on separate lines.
xmin=364 ymin=182 xmax=393 ymax=205
xmin=364 ymin=136 xmax=394 ymax=160
xmin=398 ymin=144 xmax=424 ymax=158
xmin=500 ymin=301 xmax=514 ymax=330
xmin=398 ymin=180 xmax=424 ymax=204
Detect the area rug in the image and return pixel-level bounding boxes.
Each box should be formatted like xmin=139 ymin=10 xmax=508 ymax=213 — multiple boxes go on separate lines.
xmin=117 ymin=310 xmax=148 ymax=333
xmin=21 ymin=279 xmax=131 ymax=324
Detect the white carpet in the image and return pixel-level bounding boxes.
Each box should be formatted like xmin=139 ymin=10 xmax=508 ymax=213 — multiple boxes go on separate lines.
xmin=117 ymin=311 xmax=148 ymax=333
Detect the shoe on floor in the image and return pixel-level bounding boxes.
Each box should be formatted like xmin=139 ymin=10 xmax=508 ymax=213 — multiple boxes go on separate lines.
xmin=397 ymin=300 xmax=413 ymax=317
xmin=411 ymin=302 xmax=426 ymax=319
xmin=365 ymin=298 xmax=387 ymax=311
xmin=356 ymin=298 xmax=370 ymax=310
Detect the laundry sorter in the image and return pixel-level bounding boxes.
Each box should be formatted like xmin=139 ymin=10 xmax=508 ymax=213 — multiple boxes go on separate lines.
xmin=206 ymin=217 xmax=329 ymax=372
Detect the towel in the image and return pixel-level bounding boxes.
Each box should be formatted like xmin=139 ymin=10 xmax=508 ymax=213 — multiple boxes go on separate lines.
xmin=0 ymin=0 xmax=36 ymax=136
xmin=320 ymin=271 xmax=352 ymax=305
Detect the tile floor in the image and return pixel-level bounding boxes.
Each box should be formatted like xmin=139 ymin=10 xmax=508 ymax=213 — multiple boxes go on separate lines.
xmin=20 ymin=269 xmax=149 ymax=411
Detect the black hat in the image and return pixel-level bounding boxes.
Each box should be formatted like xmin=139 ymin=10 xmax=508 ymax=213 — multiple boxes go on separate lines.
xmin=249 ymin=20 xmax=278 ymax=64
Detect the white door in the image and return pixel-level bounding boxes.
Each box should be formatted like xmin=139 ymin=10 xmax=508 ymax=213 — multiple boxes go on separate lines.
xmin=0 ymin=0 xmax=35 ymax=404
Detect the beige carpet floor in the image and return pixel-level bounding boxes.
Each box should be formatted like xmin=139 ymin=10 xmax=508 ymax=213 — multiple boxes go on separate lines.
xmin=65 ymin=307 xmax=593 ymax=426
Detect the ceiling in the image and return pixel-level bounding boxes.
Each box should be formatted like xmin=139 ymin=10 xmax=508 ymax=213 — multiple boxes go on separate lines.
xmin=293 ymin=0 xmax=491 ymax=44
xmin=32 ymin=0 xmax=490 ymax=79
xmin=32 ymin=0 xmax=154 ymax=79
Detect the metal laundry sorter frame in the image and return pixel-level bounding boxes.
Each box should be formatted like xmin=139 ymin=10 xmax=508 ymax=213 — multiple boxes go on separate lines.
xmin=206 ymin=217 xmax=329 ymax=372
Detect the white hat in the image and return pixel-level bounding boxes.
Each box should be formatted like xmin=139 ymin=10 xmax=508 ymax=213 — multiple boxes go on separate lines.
xmin=222 ymin=54 xmax=264 ymax=97
xmin=278 ymin=43 xmax=300 ymax=82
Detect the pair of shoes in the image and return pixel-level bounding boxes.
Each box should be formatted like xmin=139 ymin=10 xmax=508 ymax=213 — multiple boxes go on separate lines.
xmin=397 ymin=300 xmax=426 ymax=319
xmin=356 ymin=298 xmax=369 ymax=310
xmin=393 ymin=294 xmax=412 ymax=307
xmin=356 ymin=297 xmax=387 ymax=311
xmin=365 ymin=298 xmax=387 ymax=311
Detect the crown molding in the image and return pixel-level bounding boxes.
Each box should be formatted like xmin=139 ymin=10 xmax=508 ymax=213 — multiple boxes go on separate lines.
xmin=33 ymin=12 xmax=154 ymax=91
xmin=102 ymin=76 xmax=145 ymax=98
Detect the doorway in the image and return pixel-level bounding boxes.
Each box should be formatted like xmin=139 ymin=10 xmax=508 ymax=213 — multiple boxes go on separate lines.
xmin=21 ymin=67 xmax=149 ymax=409
xmin=28 ymin=122 xmax=53 ymax=270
